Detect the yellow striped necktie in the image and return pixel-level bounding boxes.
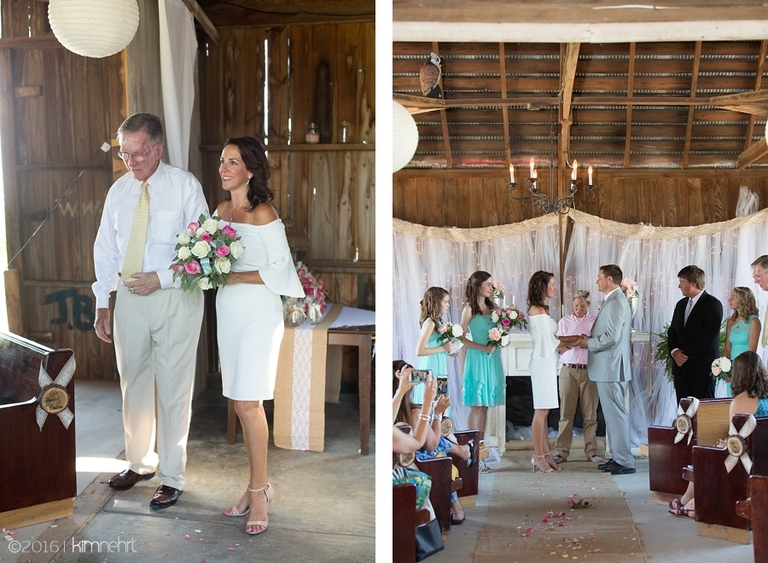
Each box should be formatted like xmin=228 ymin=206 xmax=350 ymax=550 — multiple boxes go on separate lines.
xmin=121 ymin=181 xmax=149 ymax=281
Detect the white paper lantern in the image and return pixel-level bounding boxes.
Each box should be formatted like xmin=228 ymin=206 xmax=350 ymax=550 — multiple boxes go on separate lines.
xmin=49 ymin=0 xmax=140 ymax=59
xmin=393 ymin=100 xmax=419 ymax=172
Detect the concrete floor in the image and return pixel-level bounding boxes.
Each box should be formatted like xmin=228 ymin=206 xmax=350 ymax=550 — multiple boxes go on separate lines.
xmin=2 ymin=378 xmax=374 ymax=563
xmin=428 ymin=447 xmax=754 ymax=563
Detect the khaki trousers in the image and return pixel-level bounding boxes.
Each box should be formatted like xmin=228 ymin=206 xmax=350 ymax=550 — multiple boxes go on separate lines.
xmin=113 ymin=283 xmax=204 ymax=490
xmin=554 ymin=365 xmax=600 ymax=459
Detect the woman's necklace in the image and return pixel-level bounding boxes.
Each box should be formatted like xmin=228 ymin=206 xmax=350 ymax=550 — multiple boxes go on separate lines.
xmin=228 ymin=201 xmax=248 ymax=221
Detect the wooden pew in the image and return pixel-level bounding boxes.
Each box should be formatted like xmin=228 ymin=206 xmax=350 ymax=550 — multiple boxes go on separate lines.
xmin=393 ymin=484 xmax=431 ymax=563
xmin=647 ymin=397 xmax=731 ymax=503
xmin=690 ymin=413 xmax=768 ymax=543
xmin=0 ymin=333 xmax=76 ymax=529
xmin=736 ymin=474 xmax=768 ymax=563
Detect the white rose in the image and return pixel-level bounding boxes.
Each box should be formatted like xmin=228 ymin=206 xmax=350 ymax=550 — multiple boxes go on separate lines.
xmin=500 ymin=334 xmax=510 ymax=347
xmin=451 ymin=325 xmax=464 ymax=338
xmin=195 ymin=226 xmax=206 ymax=238
xmin=191 ymin=240 xmax=211 ymax=258
xmin=177 ymin=246 xmax=191 ymax=260
xmin=177 ymin=231 xmax=191 ymax=245
xmin=230 ymin=240 xmax=244 ymax=260
xmin=198 ymin=277 xmax=212 ymax=290
xmin=509 ymin=310 xmax=518 ymax=320
xmin=491 ymin=312 xmax=499 ymax=323
xmin=721 ymin=358 xmax=732 ymax=372
xmin=215 ymin=257 xmax=231 ymax=274
xmin=203 ymin=217 xmax=219 ymax=234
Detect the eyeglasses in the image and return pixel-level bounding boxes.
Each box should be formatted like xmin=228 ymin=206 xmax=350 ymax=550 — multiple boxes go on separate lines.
xmin=753 ymin=271 xmax=767 ymax=281
xmin=117 ymin=144 xmax=157 ymax=162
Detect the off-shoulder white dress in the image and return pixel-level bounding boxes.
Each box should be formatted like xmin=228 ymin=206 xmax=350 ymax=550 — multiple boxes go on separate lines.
xmin=216 ymin=219 xmax=304 ymax=401
xmin=528 ymin=313 xmax=560 ymax=409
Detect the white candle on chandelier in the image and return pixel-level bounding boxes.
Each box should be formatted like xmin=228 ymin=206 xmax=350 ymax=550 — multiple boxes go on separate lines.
xmin=529 ymin=158 xmax=535 ymax=179
xmin=571 ymin=160 xmax=578 ymax=181
xmin=509 ymin=163 xmax=515 ymax=183
xmin=588 ymin=165 xmax=593 ymax=185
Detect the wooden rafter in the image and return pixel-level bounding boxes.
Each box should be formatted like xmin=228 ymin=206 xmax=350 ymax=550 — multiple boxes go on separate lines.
xmin=181 ymin=0 xmax=220 ymax=45
xmin=745 ymin=40 xmax=768 ymax=149
xmin=624 ymin=42 xmax=635 ymax=168
xmin=500 ymin=42 xmax=512 ymax=171
xmin=433 ymin=42 xmax=453 ymax=168
xmin=683 ymin=41 xmax=702 ymax=169
xmin=560 ymin=42 xmax=579 ymax=123
xmin=738 ymin=137 xmax=768 ymax=168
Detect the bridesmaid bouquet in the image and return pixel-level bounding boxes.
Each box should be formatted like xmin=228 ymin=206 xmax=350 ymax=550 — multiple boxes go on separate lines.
xmin=436 ymin=322 xmax=464 ymax=356
xmin=491 ymin=305 xmax=528 ymax=331
xmin=710 ymin=356 xmax=732 ymax=382
xmin=170 ymin=213 xmax=243 ymax=292
xmin=491 ymin=280 xmax=505 ymax=300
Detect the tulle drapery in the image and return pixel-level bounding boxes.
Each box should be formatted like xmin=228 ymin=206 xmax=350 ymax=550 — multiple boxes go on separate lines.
xmin=393 ymin=203 xmax=768 ymax=446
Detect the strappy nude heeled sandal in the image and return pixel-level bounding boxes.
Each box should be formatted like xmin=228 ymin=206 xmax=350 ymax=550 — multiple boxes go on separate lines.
xmin=223 ymin=490 xmax=249 ymax=517
xmin=245 ymin=482 xmax=274 ymax=535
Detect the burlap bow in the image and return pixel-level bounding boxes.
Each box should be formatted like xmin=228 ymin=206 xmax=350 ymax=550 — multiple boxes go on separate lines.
xmin=724 ymin=414 xmax=757 ymax=474
xmin=673 ymin=397 xmax=700 ymax=445
xmin=36 ymin=355 xmax=76 ymax=431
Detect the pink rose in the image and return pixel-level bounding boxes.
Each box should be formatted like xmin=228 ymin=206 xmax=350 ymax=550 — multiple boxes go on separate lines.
xmin=488 ymin=328 xmax=502 ymax=341
xmin=201 ymin=232 xmax=213 ymax=243
xmin=437 ymin=325 xmax=448 ymax=334
xmin=494 ymin=308 xmax=502 ymax=316
xmin=502 ymin=318 xmax=511 ymax=326
xmin=172 ymin=264 xmax=185 ymax=275
xmin=188 ymin=221 xmax=200 ymax=232
xmin=215 ymin=245 xmax=230 ymax=257
xmin=221 ymin=224 xmax=237 ymax=238
xmin=185 ymin=261 xmax=202 ymax=275
xmin=712 ymin=367 xmax=721 ymax=376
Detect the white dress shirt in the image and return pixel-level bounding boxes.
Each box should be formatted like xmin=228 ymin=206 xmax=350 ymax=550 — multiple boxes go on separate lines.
xmin=92 ymin=160 xmax=208 ymax=309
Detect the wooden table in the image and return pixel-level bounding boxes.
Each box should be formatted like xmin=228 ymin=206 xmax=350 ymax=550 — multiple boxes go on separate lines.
xmin=327 ymin=324 xmax=375 ymax=455
xmin=228 ymin=318 xmax=375 ymax=456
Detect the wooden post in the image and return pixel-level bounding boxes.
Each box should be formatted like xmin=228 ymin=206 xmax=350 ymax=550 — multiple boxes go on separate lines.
xmin=4 ymin=268 xmax=22 ymax=334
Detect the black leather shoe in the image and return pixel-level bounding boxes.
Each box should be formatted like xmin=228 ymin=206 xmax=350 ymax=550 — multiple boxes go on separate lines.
xmin=597 ymin=459 xmax=616 ymax=472
xmin=108 ymin=469 xmax=155 ymax=491
xmin=150 ymin=485 xmax=182 ymax=508
xmin=610 ymin=463 xmax=637 ymax=475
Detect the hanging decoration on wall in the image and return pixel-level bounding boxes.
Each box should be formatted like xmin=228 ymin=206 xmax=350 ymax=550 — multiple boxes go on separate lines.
xmin=48 ymin=0 xmax=140 ymax=59
xmin=393 ymin=100 xmax=419 ymax=172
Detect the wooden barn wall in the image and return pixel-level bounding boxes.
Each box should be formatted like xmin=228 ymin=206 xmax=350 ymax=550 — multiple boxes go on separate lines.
xmin=393 ymin=171 xmax=768 ymax=227
xmin=0 ymin=0 xmax=126 ymax=379
xmin=198 ymin=22 xmax=375 ymax=320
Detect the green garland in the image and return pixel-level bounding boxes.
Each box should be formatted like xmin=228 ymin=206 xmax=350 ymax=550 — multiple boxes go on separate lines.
xmin=653 ymin=322 xmax=727 ymax=383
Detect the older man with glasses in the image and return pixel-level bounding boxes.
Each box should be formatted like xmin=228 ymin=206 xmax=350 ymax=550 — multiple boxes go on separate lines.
xmin=92 ymin=113 xmax=207 ymax=509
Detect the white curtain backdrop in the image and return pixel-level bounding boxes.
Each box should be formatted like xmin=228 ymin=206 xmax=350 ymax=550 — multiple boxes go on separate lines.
xmin=393 ymin=197 xmax=768 ymax=447
xmin=159 ymin=0 xmax=198 ymax=169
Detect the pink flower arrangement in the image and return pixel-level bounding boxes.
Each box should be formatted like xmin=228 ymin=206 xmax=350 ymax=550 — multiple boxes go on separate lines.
xmin=170 ymin=213 xmax=243 ymax=292
xmin=491 ymin=279 xmax=505 ymax=301
xmin=295 ymin=261 xmax=328 ymax=315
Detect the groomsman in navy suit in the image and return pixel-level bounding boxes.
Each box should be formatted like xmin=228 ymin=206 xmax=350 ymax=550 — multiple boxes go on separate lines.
xmin=667 ymin=265 xmax=723 ymax=402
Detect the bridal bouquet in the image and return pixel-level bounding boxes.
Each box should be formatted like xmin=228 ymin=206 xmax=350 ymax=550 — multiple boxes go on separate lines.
xmin=487 ymin=306 xmax=527 ymax=349
xmin=620 ymin=278 xmax=640 ymax=300
xmin=710 ymin=356 xmax=732 ymax=382
xmin=170 ymin=214 xmax=243 ymax=292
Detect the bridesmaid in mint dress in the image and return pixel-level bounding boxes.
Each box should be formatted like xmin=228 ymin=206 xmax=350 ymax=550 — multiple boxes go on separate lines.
xmin=412 ymin=286 xmax=456 ymax=405
xmin=460 ymin=271 xmax=505 ymax=472
xmin=722 ymin=287 xmax=761 ymax=397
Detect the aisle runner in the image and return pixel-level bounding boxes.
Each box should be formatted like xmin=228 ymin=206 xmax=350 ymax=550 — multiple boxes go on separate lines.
xmin=476 ymin=454 xmax=649 ymax=563
xmin=273 ymin=304 xmax=343 ymax=452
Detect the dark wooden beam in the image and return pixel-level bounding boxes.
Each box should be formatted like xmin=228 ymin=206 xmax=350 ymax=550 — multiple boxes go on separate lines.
xmin=744 ymin=41 xmax=768 ymax=150
xmin=198 ymin=0 xmax=374 ymax=27
xmin=181 ymin=0 xmax=220 ymax=45
xmin=432 ymin=42 xmax=453 ymax=168
xmin=683 ymin=41 xmax=702 ymax=169
xmin=500 ymin=42 xmax=512 ymax=172
xmin=624 ymin=42 xmax=635 ymax=168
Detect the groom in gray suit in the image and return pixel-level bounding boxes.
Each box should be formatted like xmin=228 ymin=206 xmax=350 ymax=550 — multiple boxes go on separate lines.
xmin=577 ymin=264 xmax=635 ymax=475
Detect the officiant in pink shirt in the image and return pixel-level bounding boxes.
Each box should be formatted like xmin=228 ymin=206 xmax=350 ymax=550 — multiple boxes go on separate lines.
xmin=552 ymin=290 xmax=602 ymax=464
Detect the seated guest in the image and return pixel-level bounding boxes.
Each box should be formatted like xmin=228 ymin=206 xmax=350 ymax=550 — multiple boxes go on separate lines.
xmin=668 ymin=350 xmax=768 ymax=518
xmin=393 ymin=360 xmax=476 ymax=524
xmin=393 ymin=363 xmax=437 ymax=513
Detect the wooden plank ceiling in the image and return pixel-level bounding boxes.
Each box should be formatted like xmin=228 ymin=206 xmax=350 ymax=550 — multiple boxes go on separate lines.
xmin=394 ymin=40 xmax=768 ymax=171
xmin=196 ymin=0 xmax=374 ymax=26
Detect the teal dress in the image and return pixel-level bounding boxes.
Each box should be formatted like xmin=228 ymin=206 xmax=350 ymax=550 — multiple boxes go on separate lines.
xmin=462 ymin=315 xmax=505 ymax=407
xmin=412 ymin=321 xmax=449 ymax=405
xmin=727 ymin=315 xmax=757 ymax=397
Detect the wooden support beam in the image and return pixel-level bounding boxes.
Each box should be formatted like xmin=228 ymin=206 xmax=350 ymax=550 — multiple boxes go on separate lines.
xmin=744 ymin=40 xmax=768 ymax=150
xmin=500 ymin=42 xmax=512 ymax=171
xmin=393 ymin=94 xmax=716 ymax=110
xmin=560 ymin=42 xmax=579 ymax=122
xmin=181 ymin=0 xmax=220 ymax=45
xmin=711 ymin=89 xmax=768 ymax=105
xmin=683 ymin=41 xmax=702 ymax=169
xmin=737 ymin=138 xmax=768 ymax=168
xmin=433 ymin=42 xmax=453 ymax=168
xmin=624 ymin=42 xmax=635 ymax=168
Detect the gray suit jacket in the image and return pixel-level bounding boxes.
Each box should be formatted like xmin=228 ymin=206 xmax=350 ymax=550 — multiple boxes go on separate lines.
xmin=587 ymin=288 xmax=632 ymax=382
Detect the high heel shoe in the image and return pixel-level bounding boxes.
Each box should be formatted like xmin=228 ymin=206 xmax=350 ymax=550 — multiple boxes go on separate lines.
xmin=245 ymin=482 xmax=274 ymax=535
xmin=223 ymin=490 xmax=249 ymax=517
xmin=544 ymin=453 xmax=562 ymax=471
xmin=531 ymin=455 xmax=554 ymax=473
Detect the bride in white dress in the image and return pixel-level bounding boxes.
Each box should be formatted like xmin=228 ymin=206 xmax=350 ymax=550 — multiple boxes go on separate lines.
xmin=214 ymin=137 xmax=303 ymax=536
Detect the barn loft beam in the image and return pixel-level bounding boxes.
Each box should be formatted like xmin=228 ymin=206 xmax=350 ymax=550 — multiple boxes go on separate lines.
xmin=500 ymin=42 xmax=512 ymax=169
xmin=432 ymin=42 xmax=453 ymax=168
xmin=744 ymin=41 xmax=768 ymax=150
xmin=181 ymin=0 xmax=220 ymax=45
xmin=624 ymin=42 xmax=635 ymax=168
xmin=682 ymin=41 xmax=702 ymax=169
xmin=560 ymin=42 xmax=579 ymax=123
xmin=738 ymin=138 xmax=768 ymax=169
